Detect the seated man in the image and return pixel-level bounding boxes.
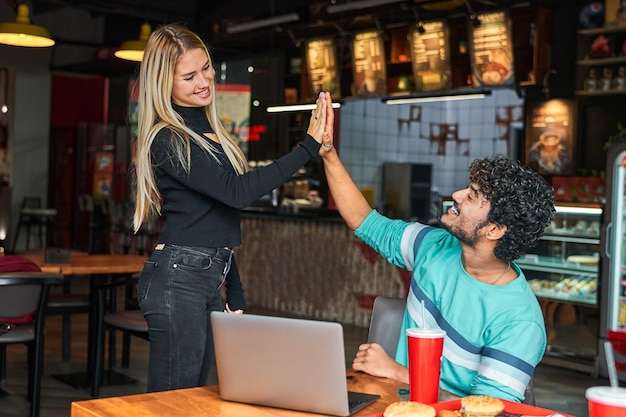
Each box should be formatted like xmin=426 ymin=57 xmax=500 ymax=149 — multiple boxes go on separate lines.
xmin=317 ymin=103 xmax=555 ymax=402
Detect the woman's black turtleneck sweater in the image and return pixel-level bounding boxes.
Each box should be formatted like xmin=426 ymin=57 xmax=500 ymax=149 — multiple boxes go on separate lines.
xmin=150 ymin=104 xmax=320 ymax=248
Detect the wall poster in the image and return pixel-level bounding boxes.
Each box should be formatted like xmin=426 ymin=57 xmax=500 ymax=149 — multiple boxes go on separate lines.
xmin=469 ymin=10 xmax=515 ymax=87
xmin=306 ymin=38 xmax=341 ymax=99
xmin=409 ymin=20 xmax=452 ymax=91
xmin=215 ymin=84 xmax=251 ymax=157
xmin=524 ymin=99 xmax=575 ymax=176
xmin=352 ymin=31 xmax=387 ymax=96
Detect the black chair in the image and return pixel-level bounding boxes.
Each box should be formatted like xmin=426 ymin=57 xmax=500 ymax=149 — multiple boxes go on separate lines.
xmin=12 ymin=197 xmax=53 ymax=251
xmin=46 ymin=278 xmax=90 ymax=361
xmin=0 ymin=272 xmax=64 ymax=417
xmin=366 ymin=296 xmax=536 ymax=405
xmin=91 ymin=275 xmax=148 ymax=397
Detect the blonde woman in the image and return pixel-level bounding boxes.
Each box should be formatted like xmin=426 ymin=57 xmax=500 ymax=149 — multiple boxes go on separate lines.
xmin=133 ymin=23 xmax=332 ymax=392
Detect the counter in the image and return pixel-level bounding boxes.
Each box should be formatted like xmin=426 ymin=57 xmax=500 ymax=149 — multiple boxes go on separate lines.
xmin=237 ymin=211 xmax=407 ymax=327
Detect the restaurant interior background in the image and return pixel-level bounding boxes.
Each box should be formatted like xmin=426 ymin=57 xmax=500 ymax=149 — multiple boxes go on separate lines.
xmin=1 ymin=0 xmax=625 ymax=380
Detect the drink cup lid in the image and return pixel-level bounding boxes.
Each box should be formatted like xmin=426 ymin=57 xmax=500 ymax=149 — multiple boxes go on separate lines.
xmin=586 ymin=387 xmax=626 ymax=407
xmin=406 ymin=327 xmax=446 ymax=338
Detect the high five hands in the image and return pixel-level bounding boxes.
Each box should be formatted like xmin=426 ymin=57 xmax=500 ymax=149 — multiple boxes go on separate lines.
xmin=307 ymin=91 xmax=335 ymax=156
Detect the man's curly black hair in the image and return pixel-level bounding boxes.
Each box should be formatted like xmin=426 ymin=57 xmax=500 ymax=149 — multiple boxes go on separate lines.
xmin=468 ymin=156 xmax=556 ymax=262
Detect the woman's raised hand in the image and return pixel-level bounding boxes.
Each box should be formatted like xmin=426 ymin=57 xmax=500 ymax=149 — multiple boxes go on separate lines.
xmin=307 ymin=91 xmax=328 ymax=144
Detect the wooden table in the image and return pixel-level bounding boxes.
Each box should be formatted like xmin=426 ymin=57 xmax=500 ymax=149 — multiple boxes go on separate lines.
xmin=71 ymin=370 xmax=406 ymax=417
xmin=70 ymin=369 xmax=576 ymax=417
xmin=21 ymin=251 xmax=148 ymax=396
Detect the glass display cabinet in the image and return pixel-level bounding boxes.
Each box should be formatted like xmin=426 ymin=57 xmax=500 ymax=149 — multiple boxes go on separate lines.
xmin=517 ymin=203 xmax=602 ymax=373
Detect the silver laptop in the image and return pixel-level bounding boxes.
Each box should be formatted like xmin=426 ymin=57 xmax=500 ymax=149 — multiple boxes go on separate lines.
xmin=211 ymin=312 xmax=380 ymax=416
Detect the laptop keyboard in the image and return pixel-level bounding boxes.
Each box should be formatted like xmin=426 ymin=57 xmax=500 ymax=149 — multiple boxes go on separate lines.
xmin=347 ymin=391 xmax=380 ymax=414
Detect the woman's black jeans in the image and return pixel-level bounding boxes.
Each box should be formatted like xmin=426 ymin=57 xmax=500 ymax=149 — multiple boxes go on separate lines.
xmin=138 ymin=243 xmax=232 ymax=392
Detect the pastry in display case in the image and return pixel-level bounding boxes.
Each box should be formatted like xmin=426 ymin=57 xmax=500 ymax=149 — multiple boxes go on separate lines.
xmin=518 ymin=203 xmax=602 ymax=306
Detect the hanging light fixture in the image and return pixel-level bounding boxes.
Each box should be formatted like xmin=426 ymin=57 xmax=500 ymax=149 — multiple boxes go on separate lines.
xmin=0 ymin=4 xmax=55 ymax=47
xmin=114 ymin=23 xmax=151 ymax=62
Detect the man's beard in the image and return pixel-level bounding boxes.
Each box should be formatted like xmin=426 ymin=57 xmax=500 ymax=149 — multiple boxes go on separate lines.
xmin=440 ymin=216 xmax=489 ymax=247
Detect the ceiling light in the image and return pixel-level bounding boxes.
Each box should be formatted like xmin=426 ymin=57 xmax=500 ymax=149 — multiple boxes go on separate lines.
xmin=327 ymin=0 xmax=405 ymax=14
xmin=0 ymin=4 xmax=55 ymax=47
xmin=267 ymin=102 xmax=341 ymax=113
xmin=114 ymin=22 xmax=151 ymax=62
xmin=383 ymin=89 xmax=490 ymax=105
xmin=226 ymin=13 xmax=300 ymax=34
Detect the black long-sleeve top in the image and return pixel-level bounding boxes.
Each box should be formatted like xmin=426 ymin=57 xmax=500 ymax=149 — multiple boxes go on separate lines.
xmin=151 ymin=104 xmax=320 ymax=249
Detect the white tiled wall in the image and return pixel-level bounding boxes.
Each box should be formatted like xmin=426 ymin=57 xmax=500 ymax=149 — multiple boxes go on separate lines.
xmin=338 ymin=88 xmax=524 ymax=210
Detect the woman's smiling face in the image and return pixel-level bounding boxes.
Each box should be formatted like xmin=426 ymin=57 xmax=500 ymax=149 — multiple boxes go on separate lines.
xmin=171 ymin=47 xmax=214 ymax=107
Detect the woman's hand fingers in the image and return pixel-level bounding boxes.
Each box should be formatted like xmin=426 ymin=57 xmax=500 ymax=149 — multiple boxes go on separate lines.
xmin=307 ymin=92 xmax=327 ymax=143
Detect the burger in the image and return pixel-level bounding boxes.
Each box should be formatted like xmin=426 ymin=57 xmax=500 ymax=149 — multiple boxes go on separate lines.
xmin=384 ymin=401 xmax=436 ymax=417
xmin=459 ymin=396 xmax=505 ymax=417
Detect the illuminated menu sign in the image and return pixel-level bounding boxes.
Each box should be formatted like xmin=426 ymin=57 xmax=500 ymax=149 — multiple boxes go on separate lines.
xmin=306 ymin=38 xmax=341 ymax=99
xmin=352 ymin=31 xmax=387 ymax=96
xmin=409 ymin=20 xmax=452 ymax=91
xmin=469 ymin=10 xmax=515 ymax=87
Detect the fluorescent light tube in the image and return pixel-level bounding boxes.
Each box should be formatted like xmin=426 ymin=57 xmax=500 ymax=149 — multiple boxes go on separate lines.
xmin=267 ymin=102 xmax=342 ymax=113
xmin=226 ymin=13 xmax=300 ymax=34
xmin=327 ymin=0 xmax=405 ymax=14
xmin=384 ymin=93 xmax=487 ymax=105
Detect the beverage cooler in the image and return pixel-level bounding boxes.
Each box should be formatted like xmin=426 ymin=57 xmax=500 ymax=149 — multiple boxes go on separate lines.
xmin=599 ymin=143 xmax=626 ymax=381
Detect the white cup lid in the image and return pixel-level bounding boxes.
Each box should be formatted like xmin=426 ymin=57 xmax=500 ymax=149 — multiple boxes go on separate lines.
xmin=406 ymin=327 xmax=446 ymax=338
xmin=586 ymin=386 xmax=626 ymax=407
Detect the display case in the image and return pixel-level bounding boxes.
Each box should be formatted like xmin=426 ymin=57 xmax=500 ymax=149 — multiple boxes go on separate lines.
xmin=517 ymin=203 xmax=603 ymax=373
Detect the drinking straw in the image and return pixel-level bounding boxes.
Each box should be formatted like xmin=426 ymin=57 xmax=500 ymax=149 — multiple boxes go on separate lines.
xmin=604 ymin=341 xmax=619 ymax=390
xmin=421 ymin=300 xmax=428 ymax=328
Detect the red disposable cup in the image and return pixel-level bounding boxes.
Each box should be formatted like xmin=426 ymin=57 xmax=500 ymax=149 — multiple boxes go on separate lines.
xmin=586 ymin=386 xmax=626 ymax=417
xmin=406 ymin=327 xmax=446 ymax=404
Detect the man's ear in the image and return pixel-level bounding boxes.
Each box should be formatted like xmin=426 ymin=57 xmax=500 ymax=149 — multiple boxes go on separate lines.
xmin=485 ymin=223 xmax=507 ymax=240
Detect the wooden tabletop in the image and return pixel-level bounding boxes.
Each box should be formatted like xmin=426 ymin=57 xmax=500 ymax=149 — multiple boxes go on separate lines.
xmin=18 ymin=251 xmax=147 ymax=276
xmin=70 ymin=370 xmax=406 ymax=417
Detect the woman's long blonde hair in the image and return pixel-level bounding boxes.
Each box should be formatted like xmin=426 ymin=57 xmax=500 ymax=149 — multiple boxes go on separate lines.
xmin=133 ymin=23 xmax=248 ymax=233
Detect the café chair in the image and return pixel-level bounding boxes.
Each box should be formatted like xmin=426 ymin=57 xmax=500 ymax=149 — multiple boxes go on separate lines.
xmin=366 ymin=296 xmax=536 ymax=405
xmin=46 ymin=280 xmax=90 ymax=361
xmin=367 ymin=296 xmax=406 ymax=357
xmin=91 ymin=275 xmax=148 ymax=397
xmin=11 ymin=196 xmax=57 ymax=252
xmin=0 ymin=271 xmax=64 ymax=417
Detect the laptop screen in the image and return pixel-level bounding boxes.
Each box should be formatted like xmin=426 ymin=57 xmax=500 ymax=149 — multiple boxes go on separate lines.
xmin=211 ymin=312 xmax=379 ymax=416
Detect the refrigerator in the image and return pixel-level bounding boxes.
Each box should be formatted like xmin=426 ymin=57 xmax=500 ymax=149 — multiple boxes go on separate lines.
xmin=599 ymin=143 xmax=626 ymax=381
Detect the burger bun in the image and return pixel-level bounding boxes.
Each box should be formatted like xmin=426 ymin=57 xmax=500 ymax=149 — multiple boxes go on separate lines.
xmin=460 ymin=395 xmax=505 ymax=417
xmin=384 ymin=401 xmax=437 ymax=417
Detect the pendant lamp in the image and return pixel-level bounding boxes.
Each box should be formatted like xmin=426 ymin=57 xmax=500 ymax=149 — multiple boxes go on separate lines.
xmin=0 ymin=4 xmax=55 ymax=47
xmin=114 ymin=23 xmax=151 ymax=62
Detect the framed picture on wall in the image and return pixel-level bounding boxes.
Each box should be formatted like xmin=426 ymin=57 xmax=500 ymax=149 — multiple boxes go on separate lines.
xmin=524 ymin=99 xmax=576 ymax=176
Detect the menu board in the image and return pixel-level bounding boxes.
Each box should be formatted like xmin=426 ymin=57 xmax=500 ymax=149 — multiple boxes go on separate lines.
xmin=306 ymin=38 xmax=340 ymax=99
xmin=352 ymin=31 xmax=387 ymax=96
xmin=409 ymin=20 xmax=452 ymax=92
xmin=469 ymin=10 xmax=515 ymax=87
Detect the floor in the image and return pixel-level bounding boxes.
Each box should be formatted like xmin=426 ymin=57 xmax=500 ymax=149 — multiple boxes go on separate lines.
xmin=0 ymin=300 xmax=616 ymax=417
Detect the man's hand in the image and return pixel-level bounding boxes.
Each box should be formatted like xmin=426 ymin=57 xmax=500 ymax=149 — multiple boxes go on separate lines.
xmin=352 ymin=343 xmax=409 ymax=384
